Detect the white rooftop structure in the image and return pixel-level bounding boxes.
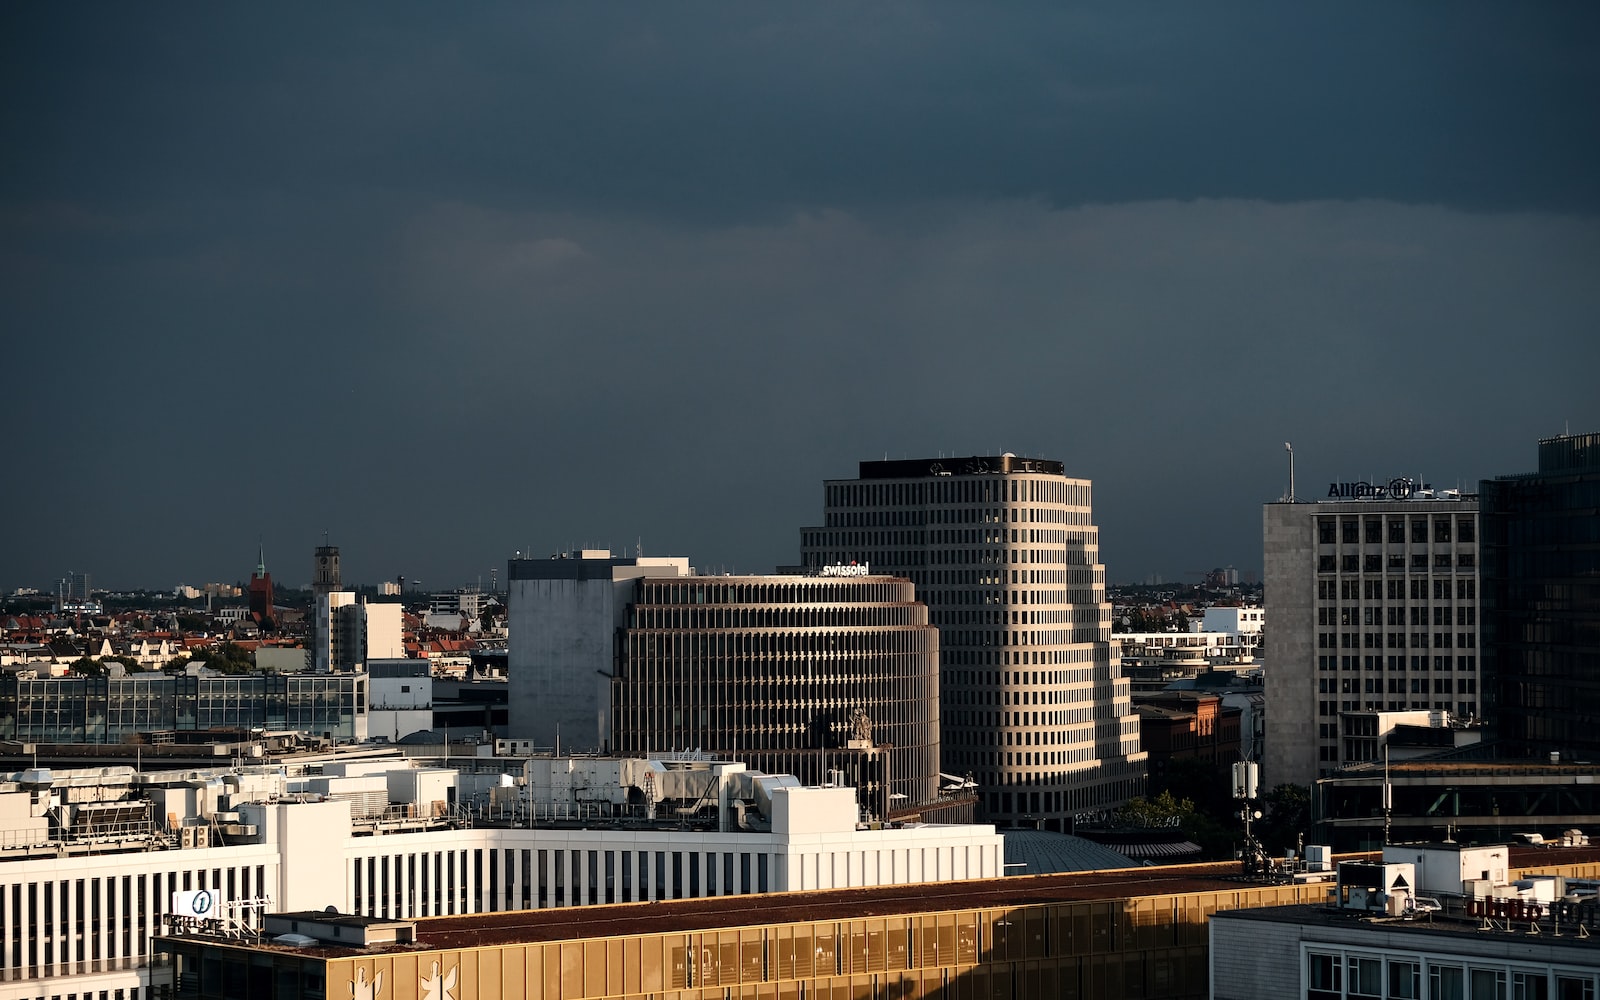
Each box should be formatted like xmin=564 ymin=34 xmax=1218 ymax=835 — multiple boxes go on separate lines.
xmin=0 ymin=754 xmax=1002 ymax=998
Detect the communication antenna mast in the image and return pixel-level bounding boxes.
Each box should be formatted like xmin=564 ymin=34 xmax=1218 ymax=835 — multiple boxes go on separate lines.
xmin=1383 ymin=744 xmax=1393 ymax=847
xmin=1284 ymin=442 xmax=1296 ymax=502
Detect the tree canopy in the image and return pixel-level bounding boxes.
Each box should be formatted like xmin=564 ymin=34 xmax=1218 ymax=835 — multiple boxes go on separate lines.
xmin=1256 ymin=783 xmax=1312 ymax=855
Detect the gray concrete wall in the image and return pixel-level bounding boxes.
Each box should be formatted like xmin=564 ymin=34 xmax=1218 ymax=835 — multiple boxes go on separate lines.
xmin=507 ymin=556 xmax=692 ymax=750
xmin=1210 ymin=915 xmax=1303 ymax=1000
xmin=506 ymin=577 xmax=617 ymax=749
xmin=1264 ymin=502 xmax=1318 ymax=789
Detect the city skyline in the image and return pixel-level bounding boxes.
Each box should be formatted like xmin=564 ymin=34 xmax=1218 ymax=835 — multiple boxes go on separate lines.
xmin=1 ymin=442 xmax=1590 ymax=596
xmin=6 ymin=6 xmax=1597 ymax=593
xmin=3 ymin=435 xmax=1587 ymax=592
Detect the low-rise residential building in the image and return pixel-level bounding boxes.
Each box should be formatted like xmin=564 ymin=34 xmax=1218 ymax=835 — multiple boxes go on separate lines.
xmin=1135 ymin=691 xmax=1242 ymax=793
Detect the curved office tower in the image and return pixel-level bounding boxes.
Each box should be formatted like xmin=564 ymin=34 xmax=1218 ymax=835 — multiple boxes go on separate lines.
xmin=798 ymin=455 xmax=1145 ymax=829
xmin=610 ymin=575 xmax=942 ymax=811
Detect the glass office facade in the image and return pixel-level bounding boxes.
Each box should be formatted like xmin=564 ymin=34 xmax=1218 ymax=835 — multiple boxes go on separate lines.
xmin=1481 ymin=432 xmax=1600 ymax=757
xmin=0 ymin=673 xmax=367 ymax=743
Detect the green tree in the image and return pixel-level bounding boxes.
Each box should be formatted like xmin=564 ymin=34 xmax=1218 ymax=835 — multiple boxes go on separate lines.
xmin=1256 ymin=783 xmax=1312 ymax=855
xmin=1114 ymin=789 xmax=1236 ymax=860
xmin=67 ymin=656 xmax=106 ymax=677
xmin=203 ymin=642 xmax=256 ymax=675
xmin=1154 ymin=756 xmax=1234 ymax=822
xmin=1115 ymin=790 xmax=1195 ymax=829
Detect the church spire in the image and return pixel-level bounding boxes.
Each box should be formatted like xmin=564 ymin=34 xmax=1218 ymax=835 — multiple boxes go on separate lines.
xmin=255 ymin=539 xmax=267 ymax=579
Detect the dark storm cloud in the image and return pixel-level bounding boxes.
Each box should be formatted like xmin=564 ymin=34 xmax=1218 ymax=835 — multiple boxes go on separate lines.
xmin=380 ymin=198 xmax=1600 ymax=578
xmin=5 ymin=4 xmax=1597 ymax=216
xmin=3 ymin=5 xmax=1597 ymax=589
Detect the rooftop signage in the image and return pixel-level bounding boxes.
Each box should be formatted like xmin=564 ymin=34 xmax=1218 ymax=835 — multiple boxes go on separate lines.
xmin=173 ymin=889 xmax=218 ymax=920
xmin=1326 ymin=478 xmax=1426 ymax=500
xmin=858 ymin=455 xmax=1067 ymax=479
xmin=820 ymin=563 xmax=871 ymax=577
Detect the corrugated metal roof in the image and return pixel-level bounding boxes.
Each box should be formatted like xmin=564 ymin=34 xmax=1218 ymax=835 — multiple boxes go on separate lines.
xmin=998 ymin=829 xmax=1137 ymax=874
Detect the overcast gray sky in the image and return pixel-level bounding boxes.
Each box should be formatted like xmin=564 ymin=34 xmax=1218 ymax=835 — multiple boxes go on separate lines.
xmin=4 ymin=4 xmax=1597 ymax=592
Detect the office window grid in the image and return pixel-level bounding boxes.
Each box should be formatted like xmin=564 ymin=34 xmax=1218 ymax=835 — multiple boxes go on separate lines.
xmin=800 ymin=459 xmax=1145 ymax=826
xmin=612 ymin=576 xmax=941 ymax=808
xmin=0 ymin=675 xmax=366 ymax=743
xmin=0 ymin=857 xmax=268 ymax=989
xmin=1308 ymin=508 xmax=1481 ymax=771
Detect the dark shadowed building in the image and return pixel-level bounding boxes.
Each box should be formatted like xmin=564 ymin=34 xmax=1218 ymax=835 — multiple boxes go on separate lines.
xmin=1481 ymin=432 xmax=1600 ymax=759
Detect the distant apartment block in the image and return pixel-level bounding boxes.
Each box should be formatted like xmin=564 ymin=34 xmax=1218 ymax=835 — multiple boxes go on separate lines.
xmin=306 ymin=543 xmax=402 ymax=672
xmin=1118 ymin=607 xmax=1264 ymax=694
xmin=426 ymin=590 xmax=490 ymax=632
xmin=65 ymin=570 xmax=91 ymax=603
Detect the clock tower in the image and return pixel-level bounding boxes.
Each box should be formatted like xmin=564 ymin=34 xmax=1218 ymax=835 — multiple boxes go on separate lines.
xmin=313 ymin=544 xmax=341 ymax=595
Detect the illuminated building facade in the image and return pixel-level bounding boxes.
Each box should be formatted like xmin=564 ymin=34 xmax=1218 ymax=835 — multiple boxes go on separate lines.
xmin=610 ymin=574 xmax=942 ymax=810
xmin=798 ymin=455 xmax=1145 ymax=829
xmin=1264 ymin=486 xmax=1482 ymax=789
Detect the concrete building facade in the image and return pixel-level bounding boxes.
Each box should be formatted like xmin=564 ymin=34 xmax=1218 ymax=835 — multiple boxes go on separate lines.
xmin=610 ymin=573 xmax=943 ymax=810
xmin=510 ymin=554 xmax=945 ymax=812
xmin=798 ymin=455 xmax=1145 ymax=829
xmin=506 ymin=552 xmax=693 ymax=751
xmin=1264 ymin=488 xmax=1481 ymax=789
xmin=366 ymin=658 xmax=434 ymax=743
xmin=310 ymin=591 xmax=354 ymax=673
xmin=309 ymin=594 xmax=402 ymax=673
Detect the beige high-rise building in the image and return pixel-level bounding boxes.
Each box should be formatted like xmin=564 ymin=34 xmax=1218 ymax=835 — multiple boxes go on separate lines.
xmin=799 ymin=455 xmax=1145 ymax=829
xmin=1264 ymin=487 xmax=1482 ymax=790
